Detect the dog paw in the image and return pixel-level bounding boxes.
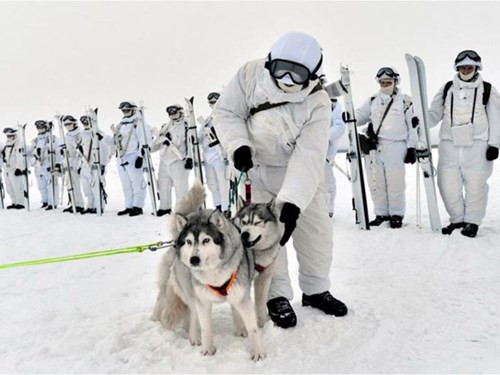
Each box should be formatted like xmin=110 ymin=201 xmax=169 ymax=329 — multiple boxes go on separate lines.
xmin=257 ymin=316 xmax=269 ymax=328
xmin=250 ymin=350 xmax=266 ymax=361
xmin=190 ymin=337 xmax=201 ymax=346
xmin=235 ymin=328 xmax=248 ymax=337
xmin=201 ymin=346 xmax=217 ymax=356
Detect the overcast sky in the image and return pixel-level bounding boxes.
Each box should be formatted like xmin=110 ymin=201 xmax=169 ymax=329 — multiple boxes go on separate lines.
xmin=1 ymin=1 xmax=499 ymax=139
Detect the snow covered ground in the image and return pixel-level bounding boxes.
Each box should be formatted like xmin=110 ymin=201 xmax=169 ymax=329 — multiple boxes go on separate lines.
xmin=1 ymin=151 xmax=500 ymax=373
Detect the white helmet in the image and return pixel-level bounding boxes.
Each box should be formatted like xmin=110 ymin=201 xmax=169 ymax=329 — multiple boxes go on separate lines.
xmin=454 ymin=50 xmax=482 ymax=71
xmin=375 ymin=66 xmax=400 ymax=85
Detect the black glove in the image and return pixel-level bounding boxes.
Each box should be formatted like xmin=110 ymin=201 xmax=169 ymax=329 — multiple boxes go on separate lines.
xmin=77 ymin=167 xmax=81 ymax=175
xmin=233 ymin=146 xmax=253 ymax=172
xmin=135 ymin=156 xmax=143 ymax=169
xmin=96 ymin=132 xmax=104 ymax=141
xmin=54 ymin=164 xmax=62 ymax=173
xmin=166 ymin=132 xmax=172 ymax=140
xmin=14 ymin=168 xmax=25 ymax=176
xmin=404 ymin=148 xmax=417 ymax=164
xmin=279 ymin=202 xmax=301 ymax=246
xmin=100 ymin=165 xmax=105 ymax=175
xmin=163 ymin=139 xmax=171 ymax=146
xmin=342 ymin=111 xmax=351 ymax=122
xmin=411 ymin=117 xmax=419 ymax=128
xmin=184 ymin=158 xmax=193 ymax=170
xmin=486 ymin=146 xmax=499 ymax=161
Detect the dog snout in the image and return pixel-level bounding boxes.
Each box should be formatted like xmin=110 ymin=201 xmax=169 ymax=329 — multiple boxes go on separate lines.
xmin=190 ymin=256 xmax=200 ymax=266
xmin=241 ymin=231 xmax=250 ymax=241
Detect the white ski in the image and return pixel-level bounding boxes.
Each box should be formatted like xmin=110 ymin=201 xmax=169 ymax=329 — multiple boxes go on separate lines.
xmin=56 ymin=115 xmax=77 ymax=215
xmin=17 ymin=122 xmax=30 ymax=211
xmin=184 ymin=97 xmax=205 ymax=184
xmin=87 ymin=107 xmax=105 ymax=216
xmin=405 ymin=53 xmax=441 ymax=232
xmin=340 ymin=65 xmax=370 ymax=230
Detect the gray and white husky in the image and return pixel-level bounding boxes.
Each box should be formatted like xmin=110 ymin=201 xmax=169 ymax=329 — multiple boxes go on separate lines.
xmin=152 ymin=180 xmax=265 ymax=361
xmin=233 ymin=197 xmax=282 ymax=328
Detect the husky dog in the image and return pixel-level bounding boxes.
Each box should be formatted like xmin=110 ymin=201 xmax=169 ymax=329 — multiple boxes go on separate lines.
xmin=152 ymin=180 xmax=266 ymax=361
xmin=233 ymin=197 xmax=282 ymax=328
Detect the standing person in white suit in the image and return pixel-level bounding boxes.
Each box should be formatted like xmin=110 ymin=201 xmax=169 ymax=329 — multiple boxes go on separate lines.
xmin=113 ymin=101 xmax=149 ymax=217
xmin=355 ymin=67 xmax=418 ymax=228
xmin=199 ymin=92 xmax=230 ymax=213
xmin=213 ymin=31 xmax=348 ymax=329
xmin=31 ymin=120 xmax=61 ymax=210
xmin=428 ymin=50 xmax=500 ymax=238
xmin=61 ymin=115 xmax=85 ymax=214
xmin=79 ymin=115 xmax=113 ymax=214
xmin=151 ymin=104 xmax=193 ymax=217
xmin=326 ymin=98 xmax=346 ymax=218
xmin=1 ymin=128 xmax=26 ymax=209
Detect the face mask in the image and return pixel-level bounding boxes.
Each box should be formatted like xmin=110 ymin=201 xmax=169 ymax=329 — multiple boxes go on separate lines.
xmin=277 ymin=80 xmax=304 ymax=93
xmin=459 ymin=71 xmax=475 ymax=81
xmin=379 ymin=82 xmax=395 ymax=96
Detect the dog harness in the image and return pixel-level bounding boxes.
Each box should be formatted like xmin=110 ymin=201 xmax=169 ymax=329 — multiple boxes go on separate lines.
xmin=207 ymin=271 xmax=237 ymax=297
xmin=255 ymin=264 xmax=267 ymax=273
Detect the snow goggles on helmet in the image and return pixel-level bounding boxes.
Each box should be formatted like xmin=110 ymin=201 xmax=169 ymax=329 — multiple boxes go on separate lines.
xmin=35 ymin=120 xmax=48 ymax=128
xmin=455 ymin=50 xmax=481 ymax=64
xmin=376 ymin=67 xmax=399 ymax=80
xmin=166 ymin=106 xmax=182 ymax=115
xmin=207 ymin=92 xmax=220 ymax=102
xmin=80 ymin=116 xmax=91 ymax=125
xmin=268 ymin=59 xmax=317 ymax=85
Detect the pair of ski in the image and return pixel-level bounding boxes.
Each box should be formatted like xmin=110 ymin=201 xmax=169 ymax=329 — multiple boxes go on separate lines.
xmin=342 ymin=54 xmax=441 ymax=232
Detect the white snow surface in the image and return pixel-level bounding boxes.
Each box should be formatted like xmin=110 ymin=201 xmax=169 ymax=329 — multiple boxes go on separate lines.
xmin=1 ymin=153 xmax=500 ymax=374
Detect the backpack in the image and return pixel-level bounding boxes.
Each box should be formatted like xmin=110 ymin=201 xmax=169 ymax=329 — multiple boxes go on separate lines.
xmin=442 ymin=80 xmax=491 ymax=106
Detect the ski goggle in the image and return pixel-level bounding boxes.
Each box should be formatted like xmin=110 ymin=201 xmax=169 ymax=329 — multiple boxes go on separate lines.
xmin=268 ymin=59 xmax=314 ymax=85
xmin=376 ymin=67 xmax=399 ymax=80
xmin=166 ymin=106 xmax=182 ymax=115
xmin=80 ymin=116 xmax=91 ymax=125
xmin=455 ymin=50 xmax=481 ymax=64
xmin=207 ymin=92 xmax=220 ymax=102
xmin=35 ymin=121 xmax=48 ymax=128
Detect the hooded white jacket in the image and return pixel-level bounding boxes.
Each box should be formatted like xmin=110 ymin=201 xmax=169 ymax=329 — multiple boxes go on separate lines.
xmin=428 ymin=74 xmax=500 ymax=147
xmin=356 ymin=89 xmax=417 ymax=147
xmin=213 ymin=58 xmax=331 ymax=211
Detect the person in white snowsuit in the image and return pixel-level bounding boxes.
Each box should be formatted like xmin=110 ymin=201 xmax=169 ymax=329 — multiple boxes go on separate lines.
xmin=213 ymin=31 xmax=348 ymax=329
xmin=198 ymin=92 xmax=230 ymax=213
xmin=428 ymin=50 xmax=500 ymax=238
xmin=325 ymin=98 xmax=346 ymax=218
xmin=60 ymin=115 xmax=85 ymax=213
xmin=113 ymin=101 xmax=149 ymax=217
xmin=1 ymin=128 xmax=26 ymax=209
xmin=78 ymin=115 xmax=113 ymax=214
xmin=31 ymin=120 xmax=62 ymax=210
xmin=355 ymin=67 xmax=418 ymax=228
xmin=151 ymin=104 xmax=193 ymax=217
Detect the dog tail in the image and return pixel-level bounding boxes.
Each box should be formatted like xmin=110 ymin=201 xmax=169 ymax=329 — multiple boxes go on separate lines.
xmin=175 ymin=178 xmax=206 ymax=216
xmin=151 ymin=249 xmax=188 ymax=329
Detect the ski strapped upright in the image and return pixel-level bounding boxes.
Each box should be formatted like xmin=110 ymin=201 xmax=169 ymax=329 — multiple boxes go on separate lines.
xmin=405 ymin=54 xmax=441 ymax=232
xmin=47 ymin=122 xmax=58 ymax=209
xmin=184 ymin=97 xmax=205 ymax=185
xmin=87 ymin=107 xmax=106 ymax=216
xmin=340 ymin=65 xmax=370 ymax=230
xmin=0 ymin=162 xmax=5 ymax=209
xmin=17 ymin=122 xmax=30 ymax=211
xmin=137 ymin=106 xmax=160 ymax=216
xmin=56 ymin=114 xmax=77 ymax=215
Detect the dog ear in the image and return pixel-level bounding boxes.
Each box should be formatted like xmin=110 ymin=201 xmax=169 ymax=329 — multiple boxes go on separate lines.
xmin=208 ymin=209 xmax=225 ymax=231
xmin=174 ymin=213 xmax=188 ymax=233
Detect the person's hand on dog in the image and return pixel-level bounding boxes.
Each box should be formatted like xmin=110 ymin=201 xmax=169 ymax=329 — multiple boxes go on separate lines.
xmin=279 ymin=202 xmax=300 ymax=246
xmin=233 ymin=146 xmax=253 ymax=172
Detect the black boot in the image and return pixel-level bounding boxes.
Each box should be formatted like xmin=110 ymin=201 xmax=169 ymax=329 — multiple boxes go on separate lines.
xmin=6 ymin=204 xmax=15 ymax=209
xmin=266 ymin=297 xmax=297 ymax=328
xmin=461 ymin=223 xmax=478 ymax=238
xmin=156 ymin=208 xmax=171 ymax=217
xmin=441 ymin=222 xmax=465 ymax=235
xmin=63 ymin=206 xmax=73 ymax=213
xmin=45 ymin=205 xmax=54 ymax=211
xmin=41 ymin=202 xmax=48 ymax=208
xmin=389 ymin=215 xmax=403 ymax=229
xmin=302 ymin=291 xmax=348 ymax=317
xmin=129 ymin=207 xmax=143 ymax=217
xmin=369 ymin=215 xmax=390 ymax=226
xmin=84 ymin=208 xmax=97 ymax=214
xmin=14 ymin=204 xmax=25 ymax=209
xmin=117 ymin=208 xmax=131 ymax=216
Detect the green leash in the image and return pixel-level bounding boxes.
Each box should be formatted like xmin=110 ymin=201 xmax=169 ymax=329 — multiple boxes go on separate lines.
xmin=227 ymin=169 xmax=247 ymax=212
xmin=0 ymin=241 xmax=172 ymax=270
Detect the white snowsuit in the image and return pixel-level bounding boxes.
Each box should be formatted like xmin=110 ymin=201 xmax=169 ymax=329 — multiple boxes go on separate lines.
xmin=428 ymin=74 xmax=500 ymax=225
xmin=356 ymin=89 xmax=417 ymax=217
xmin=79 ymin=129 xmax=113 ymax=210
xmin=213 ymin=58 xmax=333 ymax=300
xmin=62 ymin=128 xmax=84 ymax=208
xmin=198 ymin=115 xmax=229 ymax=210
xmin=1 ymin=137 xmax=25 ymax=206
xmin=151 ymin=118 xmax=192 ymax=211
xmin=31 ymin=132 xmax=61 ymax=207
xmin=325 ymin=101 xmax=346 ymax=216
xmin=114 ymin=113 xmax=149 ymax=209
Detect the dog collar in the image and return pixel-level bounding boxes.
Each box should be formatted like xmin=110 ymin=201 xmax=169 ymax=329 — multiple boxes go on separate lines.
xmin=207 ymin=271 xmax=237 ymax=297
xmin=255 ymin=264 xmax=267 ymax=273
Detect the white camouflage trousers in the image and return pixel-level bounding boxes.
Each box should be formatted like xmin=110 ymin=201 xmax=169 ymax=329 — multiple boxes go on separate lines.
xmin=117 ymin=153 xmax=146 ymax=209
xmin=34 ymin=165 xmax=59 ymax=207
xmin=205 ymin=159 xmax=229 ymax=210
xmin=157 ymin=159 xmax=190 ymax=210
xmin=437 ymin=140 xmax=493 ymax=225
xmin=4 ymin=171 xmax=24 ymax=205
xmin=364 ymin=140 xmax=407 ymax=217
xmin=247 ymin=164 xmax=333 ymax=301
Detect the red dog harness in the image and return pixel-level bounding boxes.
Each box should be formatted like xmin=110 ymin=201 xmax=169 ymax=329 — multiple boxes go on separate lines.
xmin=207 ymin=271 xmax=237 ymax=297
